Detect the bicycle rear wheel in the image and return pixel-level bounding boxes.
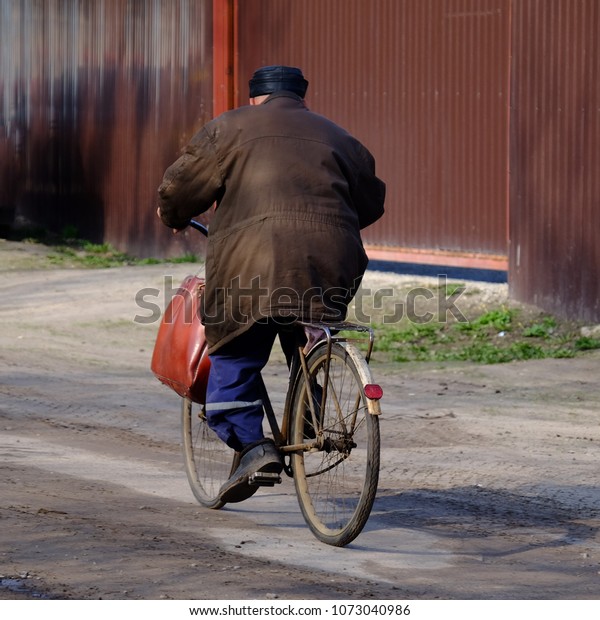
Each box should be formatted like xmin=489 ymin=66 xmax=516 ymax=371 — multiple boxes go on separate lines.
xmin=181 ymin=396 xmax=237 ymax=509
xmin=290 ymin=341 xmax=380 ymax=546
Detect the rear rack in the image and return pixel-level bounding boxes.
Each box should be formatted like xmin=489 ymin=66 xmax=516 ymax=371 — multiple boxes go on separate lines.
xmin=297 ymin=320 xmax=375 ymax=363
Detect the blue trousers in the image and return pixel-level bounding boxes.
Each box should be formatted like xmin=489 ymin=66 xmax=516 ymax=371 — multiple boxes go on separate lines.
xmin=205 ymin=321 xmax=297 ymax=451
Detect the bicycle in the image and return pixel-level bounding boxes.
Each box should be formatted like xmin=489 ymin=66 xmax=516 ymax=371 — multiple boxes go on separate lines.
xmin=181 ymin=220 xmax=382 ymax=547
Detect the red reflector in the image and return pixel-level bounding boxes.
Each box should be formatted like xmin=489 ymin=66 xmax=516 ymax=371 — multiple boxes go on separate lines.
xmin=364 ymin=384 xmax=383 ymax=400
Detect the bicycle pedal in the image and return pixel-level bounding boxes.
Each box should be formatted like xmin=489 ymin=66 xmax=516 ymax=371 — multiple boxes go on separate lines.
xmin=249 ymin=472 xmax=282 ymax=487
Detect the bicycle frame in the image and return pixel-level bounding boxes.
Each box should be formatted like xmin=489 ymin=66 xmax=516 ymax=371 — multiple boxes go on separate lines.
xmin=259 ymin=322 xmax=379 ymax=464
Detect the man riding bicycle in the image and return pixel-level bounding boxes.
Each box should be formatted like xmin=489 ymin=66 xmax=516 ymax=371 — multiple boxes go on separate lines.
xmin=157 ymin=65 xmax=385 ymax=503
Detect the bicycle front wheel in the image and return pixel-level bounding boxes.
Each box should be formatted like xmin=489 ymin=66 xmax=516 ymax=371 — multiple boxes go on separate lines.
xmin=290 ymin=341 xmax=380 ymax=546
xmin=181 ymin=396 xmax=237 ymax=509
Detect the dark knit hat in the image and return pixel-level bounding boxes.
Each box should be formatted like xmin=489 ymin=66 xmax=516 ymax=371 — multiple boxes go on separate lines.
xmin=248 ymin=65 xmax=308 ymax=98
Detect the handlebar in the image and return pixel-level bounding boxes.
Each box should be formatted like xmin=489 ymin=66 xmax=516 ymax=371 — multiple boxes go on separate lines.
xmin=189 ymin=220 xmax=208 ymax=237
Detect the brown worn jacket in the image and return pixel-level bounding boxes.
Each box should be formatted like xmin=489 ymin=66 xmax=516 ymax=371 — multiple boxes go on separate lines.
xmin=158 ymin=92 xmax=385 ymax=352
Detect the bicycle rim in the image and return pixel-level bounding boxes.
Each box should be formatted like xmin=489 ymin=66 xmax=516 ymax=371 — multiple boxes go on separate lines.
xmin=291 ymin=342 xmax=380 ymax=546
xmin=181 ymin=396 xmax=236 ymax=509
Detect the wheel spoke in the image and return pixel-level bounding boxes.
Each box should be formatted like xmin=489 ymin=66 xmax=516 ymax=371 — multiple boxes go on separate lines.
xmin=291 ymin=342 xmax=380 ymax=546
xmin=181 ymin=397 xmax=234 ymax=509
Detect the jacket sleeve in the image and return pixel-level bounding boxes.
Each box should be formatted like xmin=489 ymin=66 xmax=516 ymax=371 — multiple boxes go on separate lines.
xmin=157 ymin=126 xmax=223 ymax=229
xmin=351 ymin=145 xmax=386 ymax=230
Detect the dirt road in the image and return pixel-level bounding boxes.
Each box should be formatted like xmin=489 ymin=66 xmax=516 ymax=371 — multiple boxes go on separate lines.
xmin=1 ymin=241 xmax=599 ymax=599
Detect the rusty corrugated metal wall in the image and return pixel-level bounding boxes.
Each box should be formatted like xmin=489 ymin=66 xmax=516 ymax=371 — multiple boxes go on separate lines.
xmin=0 ymin=0 xmax=212 ymax=257
xmin=236 ymin=0 xmax=511 ymax=258
xmin=510 ymin=0 xmax=600 ymax=321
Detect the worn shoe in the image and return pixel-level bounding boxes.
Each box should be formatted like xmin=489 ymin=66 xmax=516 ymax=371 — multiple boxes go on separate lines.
xmin=218 ymin=438 xmax=283 ymax=504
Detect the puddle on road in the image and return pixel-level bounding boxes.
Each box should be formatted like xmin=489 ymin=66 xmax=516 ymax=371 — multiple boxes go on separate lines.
xmin=0 ymin=577 xmax=53 ymax=599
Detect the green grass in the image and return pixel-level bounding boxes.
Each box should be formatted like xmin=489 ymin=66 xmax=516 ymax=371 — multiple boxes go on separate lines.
xmin=15 ymin=228 xmax=202 ymax=268
xmin=455 ymin=307 xmax=515 ymax=332
xmin=166 ymin=253 xmax=199 ymax=264
xmin=369 ymin=307 xmax=600 ymax=365
xmin=47 ymin=243 xmax=201 ymax=268
xmin=48 ymin=242 xmax=135 ymax=268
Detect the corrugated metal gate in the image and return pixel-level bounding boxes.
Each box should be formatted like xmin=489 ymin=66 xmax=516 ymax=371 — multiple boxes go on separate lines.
xmin=236 ymin=0 xmax=511 ymax=266
xmin=509 ymin=0 xmax=600 ymax=322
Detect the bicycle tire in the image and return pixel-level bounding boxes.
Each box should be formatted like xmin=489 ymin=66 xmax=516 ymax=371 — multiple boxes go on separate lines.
xmin=181 ymin=396 xmax=237 ymax=509
xmin=290 ymin=341 xmax=380 ymax=546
